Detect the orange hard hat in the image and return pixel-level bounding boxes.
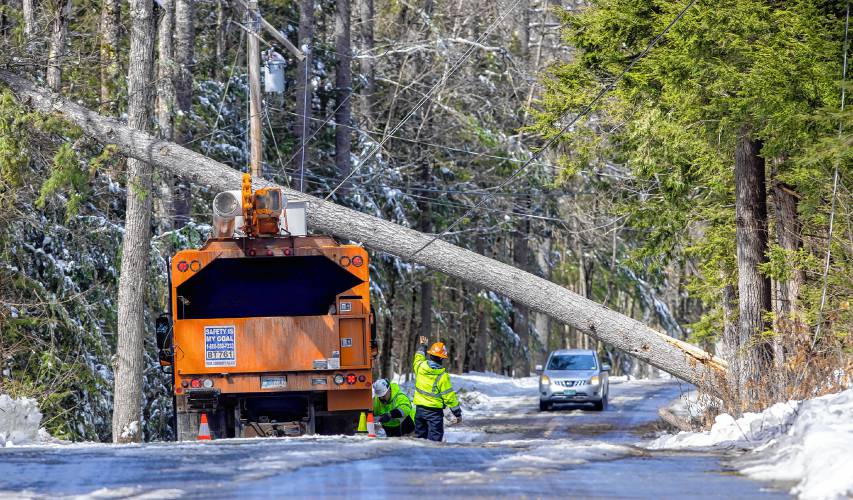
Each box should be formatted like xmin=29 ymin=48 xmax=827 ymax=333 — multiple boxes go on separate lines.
xmin=428 ymin=342 xmax=448 ymax=359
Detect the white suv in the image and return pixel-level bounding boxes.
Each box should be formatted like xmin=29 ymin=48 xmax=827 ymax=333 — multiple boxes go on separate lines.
xmin=537 ymin=349 xmax=610 ymax=411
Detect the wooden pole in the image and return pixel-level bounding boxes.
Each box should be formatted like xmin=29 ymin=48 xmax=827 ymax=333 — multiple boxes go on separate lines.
xmin=233 ymin=0 xmax=304 ymax=60
xmin=247 ymin=1 xmax=263 ymax=179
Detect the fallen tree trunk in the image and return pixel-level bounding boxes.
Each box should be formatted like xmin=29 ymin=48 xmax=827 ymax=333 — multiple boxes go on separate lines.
xmin=0 ymin=70 xmax=728 ymax=396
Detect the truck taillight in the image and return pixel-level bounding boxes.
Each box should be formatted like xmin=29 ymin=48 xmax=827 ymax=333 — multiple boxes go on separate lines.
xmin=346 ymin=373 xmax=357 ymax=385
xmin=351 ymin=256 xmax=363 ymax=267
xmin=177 ymin=260 xmax=189 ymax=272
xmin=190 ymin=379 xmax=201 ymax=388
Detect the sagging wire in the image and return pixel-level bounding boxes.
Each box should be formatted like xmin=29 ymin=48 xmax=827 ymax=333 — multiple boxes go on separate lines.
xmin=409 ymin=0 xmax=700 ymax=258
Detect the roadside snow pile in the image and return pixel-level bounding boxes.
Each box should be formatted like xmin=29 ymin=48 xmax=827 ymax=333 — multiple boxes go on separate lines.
xmin=451 ymin=372 xmax=538 ymax=414
xmin=0 ymin=395 xmax=44 ymax=447
xmin=648 ymin=388 xmax=853 ymax=499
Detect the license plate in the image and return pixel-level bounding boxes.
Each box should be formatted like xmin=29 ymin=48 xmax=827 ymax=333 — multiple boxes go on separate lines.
xmin=261 ymin=376 xmax=287 ymax=389
xmin=563 ymin=390 xmax=576 ymax=396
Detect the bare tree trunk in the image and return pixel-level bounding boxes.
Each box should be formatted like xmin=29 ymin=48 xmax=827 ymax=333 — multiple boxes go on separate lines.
xmin=334 ymin=0 xmax=352 ymax=189
xmin=380 ymin=276 xmax=396 ymax=377
xmin=517 ymin=0 xmax=529 ymax=59
xmin=215 ymin=0 xmax=226 ymax=79
xmin=771 ymin=179 xmax=805 ymax=332
xmin=1 ymin=71 xmax=730 ymax=396
xmin=112 ymin=0 xmax=155 ymax=444
xmin=22 ymin=0 xmax=36 ymax=41
xmin=468 ymin=236 xmax=489 ymax=372
xmin=99 ymin=0 xmax=121 ymax=114
xmin=292 ymin=0 xmax=314 ymax=190
xmin=513 ymin=217 xmax=531 ymax=376
xmin=156 ymin=0 xmax=176 ymax=235
xmin=734 ymin=126 xmax=772 ymax=405
xmin=46 ymin=0 xmax=72 ymax=91
xmin=719 ymin=280 xmax=740 ymax=411
xmin=172 ymin=0 xmax=194 ymax=227
xmin=534 ymin=233 xmax=552 ymax=359
xmin=358 ymin=0 xmax=375 ymax=125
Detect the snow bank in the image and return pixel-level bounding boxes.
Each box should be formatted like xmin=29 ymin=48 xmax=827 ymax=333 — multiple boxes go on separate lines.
xmin=647 ymin=388 xmax=853 ymax=499
xmin=0 ymin=395 xmax=43 ymax=447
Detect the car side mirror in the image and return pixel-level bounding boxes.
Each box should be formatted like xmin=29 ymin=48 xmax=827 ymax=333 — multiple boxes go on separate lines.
xmin=601 ymin=363 xmax=611 ymax=372
xmin=535 ymin=364 xmax=543 ymax=374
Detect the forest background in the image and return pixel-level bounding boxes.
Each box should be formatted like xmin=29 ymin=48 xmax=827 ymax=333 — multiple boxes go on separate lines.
xmin=0 ymin=0 xmax=850 ymax=442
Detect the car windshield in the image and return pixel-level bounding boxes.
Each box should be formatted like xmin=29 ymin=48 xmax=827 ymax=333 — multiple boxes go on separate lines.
xmin=547 ymin=354 xmax=597 ymax=371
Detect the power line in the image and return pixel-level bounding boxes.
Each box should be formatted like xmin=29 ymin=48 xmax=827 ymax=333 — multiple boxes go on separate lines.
xmin=410 ymin=0 xmax=700 ymax=258
xmin=325 ymin=0 xmax=525 ymax=200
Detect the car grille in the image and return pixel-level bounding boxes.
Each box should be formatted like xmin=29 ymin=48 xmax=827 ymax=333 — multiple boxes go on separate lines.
xmin=554 ymin=380 xmax=585 ymax=387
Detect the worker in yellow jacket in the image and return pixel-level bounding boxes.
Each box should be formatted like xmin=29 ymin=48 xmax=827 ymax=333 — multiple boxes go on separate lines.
xmin=412 ymin=335 xmax=462 ymax=441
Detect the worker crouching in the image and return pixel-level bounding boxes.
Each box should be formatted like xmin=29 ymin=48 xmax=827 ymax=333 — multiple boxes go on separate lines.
xmin=412 ymin=335 xmax=462 ymax=441
xmin=372 ymin=378 xmax=415 ymax=437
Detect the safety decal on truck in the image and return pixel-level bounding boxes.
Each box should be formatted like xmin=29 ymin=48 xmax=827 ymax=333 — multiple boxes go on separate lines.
xmin=204 ymin=326 xmax=237 ymax=367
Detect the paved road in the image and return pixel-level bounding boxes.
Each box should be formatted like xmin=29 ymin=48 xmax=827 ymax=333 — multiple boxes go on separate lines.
xmin=0 ymin=380 xmax=789 ymax=499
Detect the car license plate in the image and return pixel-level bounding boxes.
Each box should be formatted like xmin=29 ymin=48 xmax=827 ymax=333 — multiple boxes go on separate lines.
xmin=261 ymin=376 xmax=287 ymax=389
xmin=563 ymin=389 xmax=576 ymax=396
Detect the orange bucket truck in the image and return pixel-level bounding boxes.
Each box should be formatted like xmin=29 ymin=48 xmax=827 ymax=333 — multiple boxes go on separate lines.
xmin=156 ymin=175 xmax=376 ymax=440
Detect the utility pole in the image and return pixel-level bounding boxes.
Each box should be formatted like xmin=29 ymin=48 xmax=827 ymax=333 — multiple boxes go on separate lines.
xmin=247 ymin=0 xmax=263 ymax=178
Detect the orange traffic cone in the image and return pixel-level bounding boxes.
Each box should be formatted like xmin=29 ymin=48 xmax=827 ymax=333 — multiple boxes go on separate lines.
xmin=197 ymin=412 xmax=212 ymax=441
xmin=366 ymin=412 xmax=376 ymax=438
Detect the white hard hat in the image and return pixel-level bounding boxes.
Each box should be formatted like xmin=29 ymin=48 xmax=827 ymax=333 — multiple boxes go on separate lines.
xmin=372 ymin=379 xmax=390 ymax=398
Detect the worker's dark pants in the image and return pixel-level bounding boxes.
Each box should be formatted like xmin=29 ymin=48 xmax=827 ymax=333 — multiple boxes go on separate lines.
xmin=384 ymin=418 xmax=415 ymax=437
xmin=415 ymin=405 xmax=444 ymax=442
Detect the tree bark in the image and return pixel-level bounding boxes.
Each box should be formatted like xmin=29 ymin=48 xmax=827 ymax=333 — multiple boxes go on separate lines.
xmin=771 ymin=179 xmax=805 ymax=333
xmin=534 ymin=234 xmax=552 ymax=358
xmin=417 ymin=165 xmax=434 ymax=342
xmin=734 ymin=126 xmax=772 ymax=402
xmin=380 ymin=276 xmax=396 ymax=378
xmin=215 ymin=0 xmax=226 ymax=80
xmin=156 ymin=0 xmax=176 ymax=234
xmin=172 ymin=0 xmax=194 ymax=227
xmin=99 ymin=0 xmax=120 ymax=114
xmin=293 ymin=0 xmax=314 ymax=190
xmin=22 ymin=0 xmax=36 ymax=41
xmin=0 ymin=70 xmax=729 ymax=396
xmin=358 ymin=0 xmax=375 ymax=125
xmin=112 ymin=0 xmax=155 ymax=443
xmin=512 ymin=217 xmax=531 ymax=376
xmin=46 ymin=0 xmax=72 ymax=91
xmin=469 ymin=236 xmax=489 ymax=372
xmin=334 ymin=0 xmax=352 ymax=188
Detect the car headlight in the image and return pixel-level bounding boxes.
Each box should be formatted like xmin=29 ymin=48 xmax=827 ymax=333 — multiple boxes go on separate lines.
xmin=540 ymin=375 xmax=550 ymax=387
xmin=589 ymin=375 xmax=600 ymax=385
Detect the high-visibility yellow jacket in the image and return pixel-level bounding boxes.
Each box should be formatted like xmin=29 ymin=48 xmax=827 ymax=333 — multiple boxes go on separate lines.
xmin=412 ymin=347 xmax=461 ymax=413
xmin=373 ymin=382 xmax=414 ymax=428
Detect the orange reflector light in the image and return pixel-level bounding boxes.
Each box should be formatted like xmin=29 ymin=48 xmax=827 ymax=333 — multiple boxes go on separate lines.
xmin=339 ymin=256 xmax=351 ymax=267
xmin=190 ymin=260 xmax=201 ymax=272
xmin=351 ymin=255 xmax=364 ymax=267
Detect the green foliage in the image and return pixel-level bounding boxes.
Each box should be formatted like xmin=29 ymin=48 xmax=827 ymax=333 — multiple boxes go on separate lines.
xmin=540 ymin=0 xmax=851 ymax=345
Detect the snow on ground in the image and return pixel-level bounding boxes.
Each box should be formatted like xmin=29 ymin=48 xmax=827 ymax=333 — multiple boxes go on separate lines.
xmin=0 ymin=395 xmax=47 ymax=447
xmin=647 ymin=388 xmax=853 ymax=500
